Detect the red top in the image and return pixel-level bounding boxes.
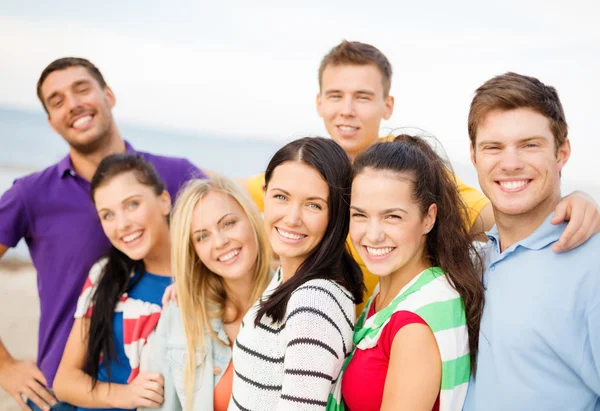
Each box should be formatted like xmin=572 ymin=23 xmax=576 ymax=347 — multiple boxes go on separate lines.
xmin=341 ymin=302 xmax=440 ymax=411
xmin=214 ymin=361 xmax=234 ymax=411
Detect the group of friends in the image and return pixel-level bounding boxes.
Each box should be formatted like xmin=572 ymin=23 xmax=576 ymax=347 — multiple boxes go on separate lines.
xmin=0 ymin=40 xmax=599 ymax=411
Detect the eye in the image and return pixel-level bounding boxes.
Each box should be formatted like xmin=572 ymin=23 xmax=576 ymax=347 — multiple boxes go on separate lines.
xmin=127 ymin=201 xmax=139 ymax=210
xmin=195 ymin=233 xmax=208 ymax=242
xmin=357 ymin=95 xmax=371 ymax=101
xmin=386 ymin=214 xmax=402 ymax=221
xmin=76 ymin=86 xmax=90 ymax=94
xmin=307 ymin=203 xmax=322 ymax=210
xmin=483 ymin=145 xmax=500 ymax=151
xmin=524 ymin=143 xmax=539 ymax=148
xmin=328 ymin=94 xmax=342 ymax=100
xmin=274 ymin=194 xmax=287 ymax=201
xmin=101 ymin=212 xmax=114 ymax=221
xmin=51 ymin=99 xmax=63 ymax=108
xmin=351 ymin=212 xmax=366 ymax=219
xmin=223 ymin=219 xmax=237 ymax=228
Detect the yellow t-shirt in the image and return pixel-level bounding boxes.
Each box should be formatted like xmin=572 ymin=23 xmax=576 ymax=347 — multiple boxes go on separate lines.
xmin=245 ymin=137 xmax=490 ymax=313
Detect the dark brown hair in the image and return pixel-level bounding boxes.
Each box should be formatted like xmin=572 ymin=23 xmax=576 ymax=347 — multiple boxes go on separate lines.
xmin=37 ymin=57 xmax=108 ymax=114
xmin=468 ymin=72 xmax=568 ymax=150
xmin=318 ymin=40 xmax=393 ymax=97
xmin=85 ymin=154 xmax=165 ymax=386
xmin=255 ymin=137 xmax=364 ymax=325
xmin=353 ymin=135 xmax=485 ymax=374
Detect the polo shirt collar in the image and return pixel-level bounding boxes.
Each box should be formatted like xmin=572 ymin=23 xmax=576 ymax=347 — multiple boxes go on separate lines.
xmin=487 ymin=212 xmax=566 ymax=255
xmin=57 ymin=141 xmax=136 ymax=178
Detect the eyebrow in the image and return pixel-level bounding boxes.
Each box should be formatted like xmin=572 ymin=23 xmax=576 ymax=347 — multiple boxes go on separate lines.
xmin=477 ymin=136 xmax=547 ymax=147
xmin=192 ymin=213 xmax=235 ymax=235
xmin=350 ymin=205 xmax=408 ymax=214
xmin=324 ymin=88 xmax=376 ymax=96
xmin=270 ymin=187 xmax=327 ymax=203
xmin=96 ymin=194 xmax=142 ymax=214
xmin=45 ymin=80 xmax=91 ymax=105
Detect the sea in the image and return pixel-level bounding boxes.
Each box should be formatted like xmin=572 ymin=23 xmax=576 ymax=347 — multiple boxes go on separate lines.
xmin=0 ymin=105 xmax=283 ymax=260
xmin=2 ymin=105 xmax=599 ymax=261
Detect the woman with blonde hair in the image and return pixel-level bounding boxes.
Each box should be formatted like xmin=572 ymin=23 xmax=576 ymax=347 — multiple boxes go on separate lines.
xmin=148 ymin=176 xmax=272 ymax=411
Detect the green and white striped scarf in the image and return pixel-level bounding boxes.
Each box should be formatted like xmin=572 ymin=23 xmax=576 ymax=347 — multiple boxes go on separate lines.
xmin=327 ymin=267 xmax=470 ymax=411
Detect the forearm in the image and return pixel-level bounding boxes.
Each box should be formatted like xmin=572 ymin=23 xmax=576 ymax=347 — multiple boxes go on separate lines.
xmin=0 ymin=338 xmax=13 ymax=364
xmin=53 ymin=366 xmax=127 ymax=409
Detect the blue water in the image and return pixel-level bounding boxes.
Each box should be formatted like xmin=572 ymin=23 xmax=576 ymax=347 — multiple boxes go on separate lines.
xmin=0 ymin=105 xmax=284 ymax=260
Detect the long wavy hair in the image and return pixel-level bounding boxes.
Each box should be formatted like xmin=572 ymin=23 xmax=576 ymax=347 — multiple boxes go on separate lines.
xmin=85 ymin=153 xmax=167 ymax=385
xmin=169 ymin=176 xmax=272 ymax=407
xmin=255 ymin=137 xmax=364 ymax=325
xmin=353 ymin=135 xmax=485 ymax=373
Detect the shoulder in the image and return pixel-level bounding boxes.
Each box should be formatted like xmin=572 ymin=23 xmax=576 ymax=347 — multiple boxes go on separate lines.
xmin=9 ymin=163 xmax=62 ymax=194
xmin=136 ymin=151 xmax=206 ymax=180
xmin=287 ymin=279 xmax=355 ymax=325
xmin=381 ymin=311 xmax=429 ymax=355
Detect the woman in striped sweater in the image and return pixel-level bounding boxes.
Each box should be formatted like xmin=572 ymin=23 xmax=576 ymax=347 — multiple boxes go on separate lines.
xmin=229 ymin=137 xmax=364 ymax=411
xmin=331 ymin=135 xmax=485 ymax=411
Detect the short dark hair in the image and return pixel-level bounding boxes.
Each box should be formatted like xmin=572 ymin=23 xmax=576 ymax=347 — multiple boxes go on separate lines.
xmin=37 ymin=57 xmax=107 ymax=113
xmin=318 ymin=40 xmax=393 ymax=97
xmin=468 ymin=72 xmax=568 ymax=150
xmin=255 ymin=137 xmax=364 ymax=325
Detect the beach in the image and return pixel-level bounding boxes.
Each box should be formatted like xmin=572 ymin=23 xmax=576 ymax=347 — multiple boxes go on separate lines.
xmin=0 ymin=260 xmax=39 ymax=411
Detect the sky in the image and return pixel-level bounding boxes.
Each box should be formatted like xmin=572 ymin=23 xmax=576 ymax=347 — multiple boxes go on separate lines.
xmin=1 ymin=0 xmax=599 ymax=187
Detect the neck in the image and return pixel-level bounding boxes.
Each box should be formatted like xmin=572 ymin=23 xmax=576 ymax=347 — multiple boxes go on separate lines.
xmin=69 ymin=130 xmax=126 ymax=181
xmin=142 ymin=235 xmax=171 ymax=276
xmin=495 ymin=190 xmax=561 ymax=252
xmin=223 ymin=273 xmax=254 ymax=321
xmin=377 ymin=255 xmax=429 ymax=312
xmin=279 ymin=256 xmax=305 ymax=283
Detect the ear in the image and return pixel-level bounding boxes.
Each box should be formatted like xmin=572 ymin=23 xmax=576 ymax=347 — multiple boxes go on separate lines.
xmin=316 ymin=92 xmax=324 ymax=118
xmin=383 ymin=95 xmax=394 ymax=120
xmin=423 ymin=203 xmax=437 ymax=234
xmin=470 ymin=142 xmax=476 ymax=166
xmin=104 ymin=85 xmax=116 ymax=109
xmin=159 ymin=190 xmax=172 ymax=216
xmin=556 ymin=138 xmax=571 ymax=171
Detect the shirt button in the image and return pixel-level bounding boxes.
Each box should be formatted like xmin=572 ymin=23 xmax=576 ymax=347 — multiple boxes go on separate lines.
xmin=490 ymin=265 xmax=495 ymax=271
xmin=213 ymin=367 xmax=221 ymax=375
xmin=69 ymin=170 xmax=75 ymax=176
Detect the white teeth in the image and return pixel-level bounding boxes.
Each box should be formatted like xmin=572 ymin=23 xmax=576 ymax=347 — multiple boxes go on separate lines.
xmin=500 ymin=180 xmax=528 ymax=190
xmin=72 ymin=115 xmax=92 ymax=128
xmin=366 ymin=246 xmax=394 ymax=257
xmin=218 ymin=249 xmax=240 ymax=262
xmin=123 ymin=231 xmax=143 ymax=243
xmin=339 ymin=126 xmax=357 ymax=132
xmin=277 ymin=228 xmax=305 ymax=240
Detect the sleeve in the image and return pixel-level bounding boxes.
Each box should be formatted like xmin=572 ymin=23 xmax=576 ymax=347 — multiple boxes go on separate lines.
xmin=145 ymin=302 xmax=183 ymax=411
xmin=246 ymin=173 xmax=266 ymax=212
xmin=73 ymin=259 xmax=106 ymax=319
xmin=580 ymin=301 xmax=600 ymax=394
xmin=0 ymin=180 xmax=30 ymax=247
xmin=277 ymin=283 xmax=354 ymax=411
xmin=454 ymin=175 xmax=490 ymax=228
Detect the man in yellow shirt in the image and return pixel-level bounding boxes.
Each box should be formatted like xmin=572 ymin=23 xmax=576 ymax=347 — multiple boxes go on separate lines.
xmin=241 ymin=41 xmax=599 ymax=310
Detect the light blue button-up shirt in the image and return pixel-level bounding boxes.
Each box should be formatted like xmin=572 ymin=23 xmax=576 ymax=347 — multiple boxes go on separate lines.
xmin=464 ymin=214 xmax=600 ymax=411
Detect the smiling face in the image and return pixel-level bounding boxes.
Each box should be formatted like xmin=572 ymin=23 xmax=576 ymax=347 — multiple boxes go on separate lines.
xmin=350 ymin=168 xmax=435 ymax=278
xmin=94 ymin=172 xmax=171 ymax=262
xmin=471 ymin=107 xmax=570 ymax=221
xmin=263 ymin=161 xmax=330 ymax=271
xmin=317 ymin=64 xmax=394 ymax=160
xmin=190 ymin=191 xmax=258 ymax=282
xmin=40 ymin=66 xmax=117 ymax=155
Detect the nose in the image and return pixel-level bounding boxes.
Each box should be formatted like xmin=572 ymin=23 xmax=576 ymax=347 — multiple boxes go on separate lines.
xmin=500 ymin=147 xmax=525 ymax=172
xmin=116 ymin=212 xmax=132 ymax=232
xmin=282 ymin=204 xmax=302 ymax=227
xmin=213 ymin=231 xmax=230 ymax=249
xmin=340 ymin=95 xmax=355 ymax=117
xmin=365 ymin=220 xmax=385 ymax=244
xmin=66 ymin=92 xmax=84 ymax=113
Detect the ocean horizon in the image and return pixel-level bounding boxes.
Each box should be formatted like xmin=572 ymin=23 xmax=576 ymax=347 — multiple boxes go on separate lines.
xmin=2 ymin=105 xmax=599 ymax=261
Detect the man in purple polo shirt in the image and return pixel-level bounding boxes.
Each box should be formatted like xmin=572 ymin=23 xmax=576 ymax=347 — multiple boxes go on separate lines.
xmin=0 ymin=58 xmax=206 ymax=411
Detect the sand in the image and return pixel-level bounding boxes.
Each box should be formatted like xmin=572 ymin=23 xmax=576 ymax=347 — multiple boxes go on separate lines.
xmin=0 ymin=260 xmax=39 ymax=411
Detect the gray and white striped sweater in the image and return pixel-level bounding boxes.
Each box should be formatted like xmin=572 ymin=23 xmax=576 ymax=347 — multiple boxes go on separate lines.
xmin=228 ymin=271 xmax=355 ymax=411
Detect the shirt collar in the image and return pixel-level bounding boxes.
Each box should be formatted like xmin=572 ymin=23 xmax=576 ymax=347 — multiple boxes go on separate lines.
xmin=57 ymin=141 xmax=136 ymax=178
xmin=486 ymin=212 xmax=566 ymax=255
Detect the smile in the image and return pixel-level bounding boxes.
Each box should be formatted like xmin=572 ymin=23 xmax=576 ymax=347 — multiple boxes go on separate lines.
xmin=122 ymin=230 xmax=143 ymax=244
xmin=364 ymin=246 xmax=395 ymax=259
xmin=218 ymin=248 xmax=241 ymax=262
xmin=497 ymin=179 xmax=531 ymax=192
xmin=276 ymin=227 xmax=307 ymax=242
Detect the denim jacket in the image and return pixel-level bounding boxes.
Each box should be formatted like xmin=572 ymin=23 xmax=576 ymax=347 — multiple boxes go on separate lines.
xmin=146 ymin=302 xmax=232 ymax=411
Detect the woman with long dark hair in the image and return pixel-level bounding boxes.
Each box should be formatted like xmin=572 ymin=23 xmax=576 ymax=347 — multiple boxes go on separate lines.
xmin=54 ymin=154 xmax=172 ymax=410
xmin=330 ymin=135 xmax=485 ymax=411
xmin=228 ymin=137 xmax=364 ymax=411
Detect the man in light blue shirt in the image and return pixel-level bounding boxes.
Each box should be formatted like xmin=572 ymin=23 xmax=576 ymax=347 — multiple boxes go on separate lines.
xmin=463 ymin=72 xmax=600 ymax=411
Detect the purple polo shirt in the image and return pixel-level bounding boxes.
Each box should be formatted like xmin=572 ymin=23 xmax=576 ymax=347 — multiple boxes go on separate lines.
xmin=0 ymin=142 xmax=206 ymax=387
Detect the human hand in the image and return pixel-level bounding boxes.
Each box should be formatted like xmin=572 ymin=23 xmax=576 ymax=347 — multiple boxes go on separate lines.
xmin=161 ymin=284 xmax=178 ymax=307
xmin=551 ymin=190 xmax=600 ymax=252
xmin=116 ymin=372 xmax=164 ymax=409
xmin=0 ymin=358 xmax=57 ymax=411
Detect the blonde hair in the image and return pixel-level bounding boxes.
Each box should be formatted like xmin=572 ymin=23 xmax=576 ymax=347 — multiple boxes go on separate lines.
xmin=169 ymin=176 xmax=272 ymax=409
